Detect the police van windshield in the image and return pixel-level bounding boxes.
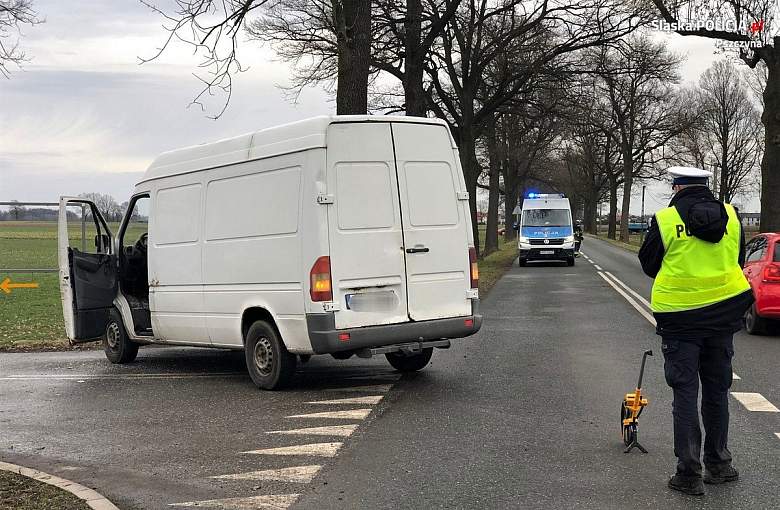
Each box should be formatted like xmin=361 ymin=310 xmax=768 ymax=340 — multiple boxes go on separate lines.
xmin=522 ymin=209 xmax=570 ymax=227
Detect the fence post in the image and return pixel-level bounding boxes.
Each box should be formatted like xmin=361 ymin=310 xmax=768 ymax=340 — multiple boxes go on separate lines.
xmin=81 ymin=204 xmax=86 ymax=252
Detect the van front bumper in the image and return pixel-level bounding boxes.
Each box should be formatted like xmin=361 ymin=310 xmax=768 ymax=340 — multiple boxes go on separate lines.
xmin=306 ymin=300 xmax=482 ymax=354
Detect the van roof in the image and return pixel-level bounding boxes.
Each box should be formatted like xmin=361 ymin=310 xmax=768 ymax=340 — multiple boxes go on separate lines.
xmin=140 ymin=115 xmax=454 ymax=184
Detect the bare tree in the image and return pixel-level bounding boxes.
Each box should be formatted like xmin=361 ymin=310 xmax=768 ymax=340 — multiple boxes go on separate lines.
xmin=698 ymin=60 xmax=763 ymax=201
xmin=78 ymin=193 xmax=122 ymax=222
xmin=0 ymin=0 xmax=40 ymax=77
xmin=650 ymin=0 xmax=780 ymax=231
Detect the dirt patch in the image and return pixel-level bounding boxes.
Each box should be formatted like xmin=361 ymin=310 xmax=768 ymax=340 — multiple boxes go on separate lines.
xmin=0 ymin=470 xmax=90 ymax=510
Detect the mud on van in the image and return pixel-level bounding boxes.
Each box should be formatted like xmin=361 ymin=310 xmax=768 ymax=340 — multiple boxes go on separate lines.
xmin=59 ymin=116 xmax=482 ymax=389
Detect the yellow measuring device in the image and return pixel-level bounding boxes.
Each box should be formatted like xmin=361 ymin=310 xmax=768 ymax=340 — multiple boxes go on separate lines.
xmin=621 ymin=350 xmax=652 ymax=454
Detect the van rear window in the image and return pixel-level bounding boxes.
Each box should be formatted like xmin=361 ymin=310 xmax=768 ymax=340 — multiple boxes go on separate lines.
xmin=522 ymin=209 xmax=569 ymax=227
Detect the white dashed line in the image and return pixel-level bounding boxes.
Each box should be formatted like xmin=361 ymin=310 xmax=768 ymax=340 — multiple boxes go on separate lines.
xmin=730 ymin=392 xmax=780 ymax=412
xmin=597 ymin=272 xmax=656 ymax=326
xmin=306 ymin=396 xmax=383 ymax=405
xmin=775 ymin=433 xmax=780 ymax=440
xmin=733 ymin=373 xmax=741 ymax=380
xmin=243 ymin=443 xmax=342 ymax=457
xmin=266 ymin=425 xmax=358 ymax=437
xmin=169 ymin=494 xmax=299 ymax=509
xmin=286 ymin=409 xmax=372 ymax=420
xmin=211 ymin=465 xmax=321 ymax=483
xmin=594 ymin=264 xmax=603 ymax=271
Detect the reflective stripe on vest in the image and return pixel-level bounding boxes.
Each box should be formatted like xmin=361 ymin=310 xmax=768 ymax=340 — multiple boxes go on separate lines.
xmin=651 ymin=203 xmax=750 ymax=313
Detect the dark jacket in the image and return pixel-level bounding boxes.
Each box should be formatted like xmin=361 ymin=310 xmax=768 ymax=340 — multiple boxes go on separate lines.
xmin=638 ymin=186 xmax=753 ymax=340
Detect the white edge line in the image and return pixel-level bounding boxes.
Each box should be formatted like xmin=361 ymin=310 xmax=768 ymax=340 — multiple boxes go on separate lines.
xmin=733 ymin=373 xmax=741 ymax=380
xmin=0 ymin=461 xmax=120 ymax=510
xmin=604 ymin=271 xmax=652 ymax=310
xmin=730 ymin=392 xmax=780 ymax=412
xmin=594 ymin=264 xmax=603 ymax=271
xmin=775 ymin=432 xmax=780 ymax=440
xmin=597 ymin=272 xmax=657 ymax=326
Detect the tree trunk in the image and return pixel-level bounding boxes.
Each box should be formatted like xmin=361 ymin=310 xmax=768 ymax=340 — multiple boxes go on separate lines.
xmin=458 ymin=124 xmax=481 ymax=257
xmin=484 ymin=122 xmax=500 ymax=255
xmin=335 ymin=0 xmax=370 ymax=115
xmin=619 ymin=159 xmax=633 ymax=243
xmin=583 ymin=192 xmax=598 ymax=234
xmin=608 ymin=174 xmax=618 ymax=240
xmin=760 ymin=50 xmax=780 ymax=232
xmin=403 ymin=0 xmax=426 ymax=117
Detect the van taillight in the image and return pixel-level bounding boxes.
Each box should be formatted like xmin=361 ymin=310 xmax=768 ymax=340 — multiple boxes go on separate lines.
xmin=469 ymin=247 xmax=478 ymax=289
xmin=310 ymin=256 xmax=333 ymax=301
xmin=763 ymin=264 xmax=780 ymax=283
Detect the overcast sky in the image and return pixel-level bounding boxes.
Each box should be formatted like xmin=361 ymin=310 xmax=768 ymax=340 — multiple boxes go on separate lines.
xmin=0 ymin=1 xmax=761 ymax=214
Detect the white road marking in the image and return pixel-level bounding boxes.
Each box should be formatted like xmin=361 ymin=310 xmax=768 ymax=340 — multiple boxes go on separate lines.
xmin=306 ymin=396 xmax=383 ymax=405
xmin=594 ymin=264 xmax=603 ymax=271
xmin=287 ymin=409 xmax=372 ymax=420
xmin=0 ymin=373 xmax=243 ymax=381
xmin=243 ymin=443 xmax=342 ymax=457
xmin=731 ymin=392 xmax=780 ymax=412
xmin=597 ymin=272 xmax=657 ymax=326
xmin=604 ymin=271 xmax=652 ymax=309
xmin=775 ymin=433 xmax=780 ymax=440
xmin=266 ymin=425 xmax=358 ymax=437
xmin=169 ymin=494 xmax=298 ymax=509
xmin=211 ymin=465 xmax=321 ymax=483
xmin=325 ymin=384 xmax=393 ymax=392
xmin=733 ymin=373 xmax=741 ymax=380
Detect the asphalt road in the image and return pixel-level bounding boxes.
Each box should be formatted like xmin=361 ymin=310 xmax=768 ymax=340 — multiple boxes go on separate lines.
xmin=1 ymin=236 xmax=779 ymax=509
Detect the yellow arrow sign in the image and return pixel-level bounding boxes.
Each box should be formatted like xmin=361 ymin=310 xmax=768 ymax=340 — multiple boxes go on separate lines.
xmin=0 ymin=277 xmax=39 ymax=294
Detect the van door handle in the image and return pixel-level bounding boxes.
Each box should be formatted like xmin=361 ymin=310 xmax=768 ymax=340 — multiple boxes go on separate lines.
xmin=406 ymin=247 xmax=429 ymax=254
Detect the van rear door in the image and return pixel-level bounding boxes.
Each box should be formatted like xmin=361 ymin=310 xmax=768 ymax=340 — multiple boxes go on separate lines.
xmin=326 ymin=122 xmax=410 ymax=329
xmin=391 ymin=123 xmax=472 ymax=320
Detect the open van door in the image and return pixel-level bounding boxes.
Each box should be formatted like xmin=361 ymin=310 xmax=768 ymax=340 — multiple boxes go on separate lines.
xmin=58 ymin=197 xmax=117 ymax=343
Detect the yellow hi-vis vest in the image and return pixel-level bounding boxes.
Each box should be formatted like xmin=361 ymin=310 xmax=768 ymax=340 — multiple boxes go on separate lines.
xmin=651 ymin=203 xmax=750 ymax=313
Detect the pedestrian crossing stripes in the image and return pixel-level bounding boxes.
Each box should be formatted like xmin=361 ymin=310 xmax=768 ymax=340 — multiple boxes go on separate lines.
xmin=243 ymin=442 xmax=343 ymax=457
xmin=730 ymin=392 xmax=780 ymax=412
xmin=306 ymin=396 xmax=384 ymax=405
xmin=266 ymin=425 xmax=358 ymax=437
xmin=287 ymin=409 xmax=372 ymax=420
xmin=211 ymin=465 xmax=321 ymax=483
xmin=170 ymin=494 xmax=299 ymax=509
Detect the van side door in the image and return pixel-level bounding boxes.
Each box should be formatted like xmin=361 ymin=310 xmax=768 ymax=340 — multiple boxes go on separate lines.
xmin=57 ymin=197 xmax=117 ymax=342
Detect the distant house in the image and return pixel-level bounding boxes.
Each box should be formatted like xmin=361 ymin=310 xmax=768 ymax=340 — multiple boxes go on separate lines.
xmin=741 ymin=213 xmax=760 ymax=227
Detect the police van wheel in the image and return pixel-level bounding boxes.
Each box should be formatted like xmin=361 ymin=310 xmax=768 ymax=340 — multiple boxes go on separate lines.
xmin=744 ymin=304 xmax=767 ymax=335
xmin=245 ymin=321 xmax=297 ymax=390
xmin=518 ymin=258 xmax=527 ymax=267
xmin=386 ymin=348 xmax=433 ymax=372
xmin=104 ymin=308 xmax=139 ymax=364
xmin=567 ymin=257 xmax=575 ymax=267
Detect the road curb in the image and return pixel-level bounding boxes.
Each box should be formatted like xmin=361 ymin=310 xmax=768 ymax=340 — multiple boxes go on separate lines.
xmin=0 ymin=460 xmax=120 ymax=510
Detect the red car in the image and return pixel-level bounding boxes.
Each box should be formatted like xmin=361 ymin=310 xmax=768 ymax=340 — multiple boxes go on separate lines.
xmin=743 ymin=233 xmax=780 ymax=334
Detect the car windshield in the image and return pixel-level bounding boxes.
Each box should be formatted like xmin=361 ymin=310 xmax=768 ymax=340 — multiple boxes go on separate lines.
xmin=522 ymin=209 xmax=570 ymax=227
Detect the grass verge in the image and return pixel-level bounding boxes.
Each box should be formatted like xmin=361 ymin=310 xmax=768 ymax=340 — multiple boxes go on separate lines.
xmin=586 ymin=233 xmax=641 ymax=254
xmin=0 ymin=471 xmax=90 ymax=510
xmin=478 ymin=237 xmax=518 ymax=297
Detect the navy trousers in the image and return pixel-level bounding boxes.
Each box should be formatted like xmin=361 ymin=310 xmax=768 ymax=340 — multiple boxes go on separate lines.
xmin=661 ymin=334 xmax=735 ymax=477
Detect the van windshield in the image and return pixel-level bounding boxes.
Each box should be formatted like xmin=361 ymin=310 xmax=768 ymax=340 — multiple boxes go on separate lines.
xmin=522 ymin=209 xmax=570 ymax=227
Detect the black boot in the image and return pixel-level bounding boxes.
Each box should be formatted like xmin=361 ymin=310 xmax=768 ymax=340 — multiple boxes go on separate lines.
xmin=668 ymin=474 xmax=705 ymax=496
xmin=704 ymin=465 xmax=739 ymax=484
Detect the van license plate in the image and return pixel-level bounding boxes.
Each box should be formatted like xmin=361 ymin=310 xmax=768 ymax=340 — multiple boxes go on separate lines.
xmin=540 ymin=250 xmax=554 ymax=255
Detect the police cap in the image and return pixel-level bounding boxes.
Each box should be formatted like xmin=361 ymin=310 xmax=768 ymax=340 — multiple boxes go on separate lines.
xmin=667 ymin=166 xmax=713 ymax=186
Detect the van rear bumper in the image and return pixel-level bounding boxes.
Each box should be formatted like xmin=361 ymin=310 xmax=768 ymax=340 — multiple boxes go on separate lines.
xmin=306 ymin=300 xmax=482 ymax=354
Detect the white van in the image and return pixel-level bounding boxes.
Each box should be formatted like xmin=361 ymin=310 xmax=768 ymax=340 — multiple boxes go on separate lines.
xmin=58 ymin=116 xmax=482 ymax=389
xmin=514 ymin=193 xmax=575 ymax=266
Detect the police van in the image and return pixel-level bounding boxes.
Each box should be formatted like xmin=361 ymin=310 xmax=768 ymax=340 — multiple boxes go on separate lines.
xmin=57 ymin=115 xmax=482 ymax=390
xmin=514 ymin=193 xmax=575 ymax=266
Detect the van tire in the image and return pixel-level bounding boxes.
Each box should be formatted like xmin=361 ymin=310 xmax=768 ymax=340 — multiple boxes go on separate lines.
xmin=567 ymin=257 xmax=575 ymax=267
xmin=104 ymin=308 xmax=139 ymax=364
xmin=245 ymin=321 xmax=297 ymax=390
xmin=518 ymin=258 xmax=526 ymax=267
xmin=385 ymin=347 xmax=433 ymax=372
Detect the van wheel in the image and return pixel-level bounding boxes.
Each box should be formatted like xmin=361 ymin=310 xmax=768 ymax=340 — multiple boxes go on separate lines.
xmin=385 ymin=348 xmax=433 ymax=372
xmin=518 ymin=258 xmax=526 ymax=267
xmin=245 ymin=321 xmax=297 ymax=390
xmin=744 ymin=303 xmax=767 ymax=335
xmin=567 ymin=257 xmax=575 ymax=267
xmin=104 ymin=308 xmax=139 ymax=364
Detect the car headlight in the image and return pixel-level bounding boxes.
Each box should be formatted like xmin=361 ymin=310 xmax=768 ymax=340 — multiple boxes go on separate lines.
xmin=519 ymin=236 xmax=529 ymax=243
xmin=565 ymin=235 xmax=575 ymax=242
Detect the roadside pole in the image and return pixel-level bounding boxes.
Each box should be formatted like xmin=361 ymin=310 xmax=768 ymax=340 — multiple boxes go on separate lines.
xmin=640 ymin=186 xmax=646 ymax=244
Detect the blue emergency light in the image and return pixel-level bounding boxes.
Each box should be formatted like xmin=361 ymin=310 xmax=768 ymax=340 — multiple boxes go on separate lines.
xmin=526 ymin=192 xmax=565 ymax=199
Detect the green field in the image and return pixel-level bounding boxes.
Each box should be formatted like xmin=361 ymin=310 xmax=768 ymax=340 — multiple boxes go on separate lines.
xmin=1 ymin=221 xmax=516 ymax=350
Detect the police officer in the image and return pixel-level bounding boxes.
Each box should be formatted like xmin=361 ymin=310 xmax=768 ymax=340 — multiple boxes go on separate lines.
xmin=638 ymin=167 xmax=753 ymax=496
